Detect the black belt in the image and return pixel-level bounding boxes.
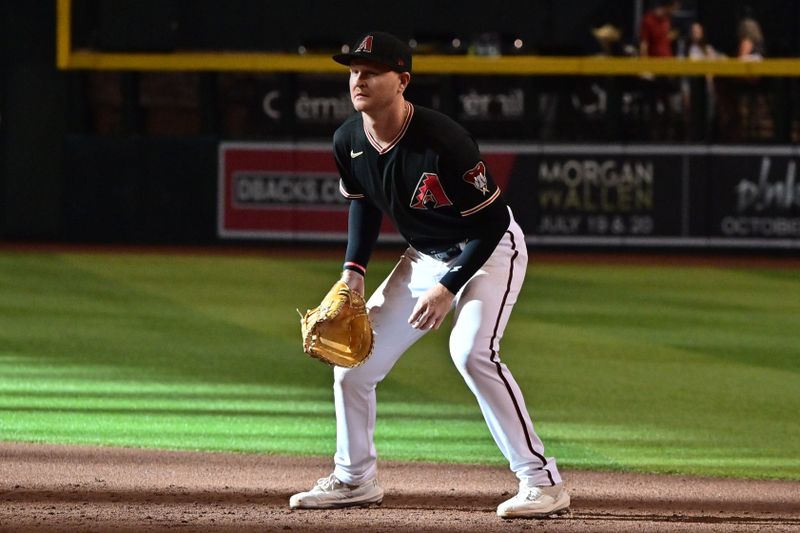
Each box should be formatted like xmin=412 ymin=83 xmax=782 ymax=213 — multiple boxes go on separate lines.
xmin=423 ymin=244 xmax=463 ymax=261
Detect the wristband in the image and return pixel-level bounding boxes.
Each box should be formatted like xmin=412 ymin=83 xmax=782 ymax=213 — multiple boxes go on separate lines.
xmin=343 ymin=261 xmax=367 ymax=276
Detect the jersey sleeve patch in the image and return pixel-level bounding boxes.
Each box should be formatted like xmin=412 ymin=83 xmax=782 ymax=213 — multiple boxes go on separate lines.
xmin=339 ymin=179 xmax=365 ymax=199
xmin=460 ymin=187 xmax=501 ymax=216
xmin=462 ymin=161 xmax=491 ymax=196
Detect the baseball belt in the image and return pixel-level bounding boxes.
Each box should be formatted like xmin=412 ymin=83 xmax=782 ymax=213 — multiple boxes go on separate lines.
xmin=423 ymin=243 xmax=464 ymax=262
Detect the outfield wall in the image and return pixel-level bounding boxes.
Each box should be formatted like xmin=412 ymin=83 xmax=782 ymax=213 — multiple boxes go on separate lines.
xmin=219 ymin=142 xmax=800 ymax=249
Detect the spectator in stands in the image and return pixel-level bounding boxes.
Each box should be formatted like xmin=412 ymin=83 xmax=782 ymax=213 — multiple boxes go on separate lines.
xmin=639 ymin=0 xmax=682 ymax=140
xmin=640 ymin=0 xmax=681 ymax=59
xmin=683 ymin=22 xmax=718 ymax=140
xmin=716 ymin=15 xmax=769 ymax=141
xmin=687 ymin=22 xmax=718 ymax=60
xmin=736 ymin=16 xmax=765 ymax=61
xmin=591 ymin=24 xmax=624 ymax=57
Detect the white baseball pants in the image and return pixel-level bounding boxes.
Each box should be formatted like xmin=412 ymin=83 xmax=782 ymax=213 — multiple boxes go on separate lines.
xmin=332 ymin=215 xmax=562 ymax=488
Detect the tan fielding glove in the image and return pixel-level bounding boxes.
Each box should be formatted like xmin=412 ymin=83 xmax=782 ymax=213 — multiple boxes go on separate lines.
xmin=300 ymin=280 xmax=374 ymax=368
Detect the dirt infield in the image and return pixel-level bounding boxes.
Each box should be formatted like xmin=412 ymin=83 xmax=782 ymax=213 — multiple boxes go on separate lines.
xmin=1 ymin=443 xmax=798 ymax=532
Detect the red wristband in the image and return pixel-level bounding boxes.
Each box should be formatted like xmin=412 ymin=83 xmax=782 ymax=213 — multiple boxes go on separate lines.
xmin=343 ymin=261 xmax=367 ymax=276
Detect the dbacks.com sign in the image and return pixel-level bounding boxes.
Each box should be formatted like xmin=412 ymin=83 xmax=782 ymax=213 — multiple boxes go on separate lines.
xmin=233 ymin=173 xmax=345 ymax=206
xmin=218 ymin=142 xmax=395 ymax=240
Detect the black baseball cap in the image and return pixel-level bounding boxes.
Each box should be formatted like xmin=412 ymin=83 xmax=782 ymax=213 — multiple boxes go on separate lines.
xmin=333 ymin=31 xmax=412 ymax=73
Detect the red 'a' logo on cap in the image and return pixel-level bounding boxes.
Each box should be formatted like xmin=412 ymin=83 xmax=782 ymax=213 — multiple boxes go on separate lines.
xmin=355 ymin=35 xmax=373 ymax=53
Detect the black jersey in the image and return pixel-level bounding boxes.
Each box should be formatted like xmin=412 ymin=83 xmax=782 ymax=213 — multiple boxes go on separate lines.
xmin=334 ymin=103 xmax=507 ymax=250
xmin=333 ymin=103 xmax=511 ymax=293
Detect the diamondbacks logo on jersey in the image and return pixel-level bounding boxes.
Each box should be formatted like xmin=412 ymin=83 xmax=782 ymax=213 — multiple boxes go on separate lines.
xmin=462 ymin=161 xmax=490 ymax=196
xmin=410 ymin=173 xmax=453 ymax=209
xmin=354 ymin=35 xmax=373 ymax=54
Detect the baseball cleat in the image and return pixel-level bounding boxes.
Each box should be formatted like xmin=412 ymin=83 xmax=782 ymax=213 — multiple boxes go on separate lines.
xmin=289 ymin=473 xmax=384 ymax=509
xmin=496 ymin=482 xmax=570 ymax=519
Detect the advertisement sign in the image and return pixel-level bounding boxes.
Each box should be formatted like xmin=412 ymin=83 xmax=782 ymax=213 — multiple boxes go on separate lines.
xmin=495 ymin=145 xmax=694 ymax=245
xmin=219 ymin=143 xmax=345 ymax=239
xmin=218 ymin=142 xmax=397 ymax=240
xmin=218 ymin=142 xmax=800 ymax=248
xmin=219 ymin=73 xmax=447 ymax=139
xmin=216 ymin=74 xmax=291 ymax=137
xmin=291 ymin=74 xmax=354 ymax=137
xmin=708 ymin=148 xmax=800 ymax=240
xmin=452 ymin=76 xmax=535 ymax=139
xmin=528 ymin=153 xmax=683 ymax=239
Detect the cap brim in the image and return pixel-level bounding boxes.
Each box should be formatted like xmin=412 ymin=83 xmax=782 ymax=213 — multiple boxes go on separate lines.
xmin=332 ymin=53 xmax=354 ymax=66
xmin=331 ymin=52 xmax=409 ymax=72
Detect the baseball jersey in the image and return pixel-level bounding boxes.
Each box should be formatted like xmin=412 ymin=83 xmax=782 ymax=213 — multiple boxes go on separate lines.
xmin=333 ymin=103 xmax=511 ymax=292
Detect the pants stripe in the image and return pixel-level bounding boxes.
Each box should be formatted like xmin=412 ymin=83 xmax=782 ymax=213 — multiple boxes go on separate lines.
xmin=488 ymin=230 xmax=555 ymax=486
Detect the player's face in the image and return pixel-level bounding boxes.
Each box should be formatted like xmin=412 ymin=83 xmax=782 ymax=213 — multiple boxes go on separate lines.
xmin=349 ymin=60 xmax=404 ymax=113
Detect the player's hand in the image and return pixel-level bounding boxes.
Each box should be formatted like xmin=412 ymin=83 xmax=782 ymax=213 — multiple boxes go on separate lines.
xmin=341 ymin=270 xmax=365 ymax=297
xmin=408 ymin=283 xmax=455 ymax=330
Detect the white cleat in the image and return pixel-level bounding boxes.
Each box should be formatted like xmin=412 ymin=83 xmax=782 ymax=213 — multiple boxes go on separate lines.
xmin=496 ymin=482 xmax=570 ymax=518
xmin=289 ymin=473 xmax=384 ymax=509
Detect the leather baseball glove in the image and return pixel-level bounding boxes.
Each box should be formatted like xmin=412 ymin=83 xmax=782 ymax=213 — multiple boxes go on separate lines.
xmin=300 ymin=280 xmax=374 ymax=368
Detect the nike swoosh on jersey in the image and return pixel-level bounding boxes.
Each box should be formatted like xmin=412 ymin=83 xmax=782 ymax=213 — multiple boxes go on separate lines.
xmin=350 ymin=150 xmax=364 ymax=158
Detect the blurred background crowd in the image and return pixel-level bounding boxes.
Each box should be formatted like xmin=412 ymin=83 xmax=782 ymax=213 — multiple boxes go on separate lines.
xmin=56 ymin=0 xmax=800 ymax=144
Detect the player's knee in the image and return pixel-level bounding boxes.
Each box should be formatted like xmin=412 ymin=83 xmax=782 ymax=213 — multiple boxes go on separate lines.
xmin=449 ymin=339 xmax=489 ymax=378
xmin=333 ymin=365 xmax=380 ymax=392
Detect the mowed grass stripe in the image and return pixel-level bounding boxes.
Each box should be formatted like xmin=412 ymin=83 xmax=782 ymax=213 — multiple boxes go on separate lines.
xmin=0 ymin=251 xmax=797 ymax=479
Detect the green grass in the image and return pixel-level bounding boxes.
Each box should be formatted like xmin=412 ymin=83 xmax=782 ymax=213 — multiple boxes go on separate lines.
xmin=0 ymin=250 xmax=798 ymax=480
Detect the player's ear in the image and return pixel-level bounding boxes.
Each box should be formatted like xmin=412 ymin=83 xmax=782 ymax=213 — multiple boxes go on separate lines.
xmin=398 ymin=72 xmax=411 ymax=93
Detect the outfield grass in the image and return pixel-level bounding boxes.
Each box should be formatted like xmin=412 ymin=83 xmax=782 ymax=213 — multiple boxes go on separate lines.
xmin=0 ymin=250 xmax=798 ymax=480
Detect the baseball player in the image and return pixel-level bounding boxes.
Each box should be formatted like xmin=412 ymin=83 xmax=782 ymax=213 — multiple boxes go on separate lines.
xmin=290 ymin=31 xmax=569 ymax=518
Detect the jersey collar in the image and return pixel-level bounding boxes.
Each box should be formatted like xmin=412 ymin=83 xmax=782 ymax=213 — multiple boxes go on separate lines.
xmin=364 ymin=102 xmax=414 ymax=155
